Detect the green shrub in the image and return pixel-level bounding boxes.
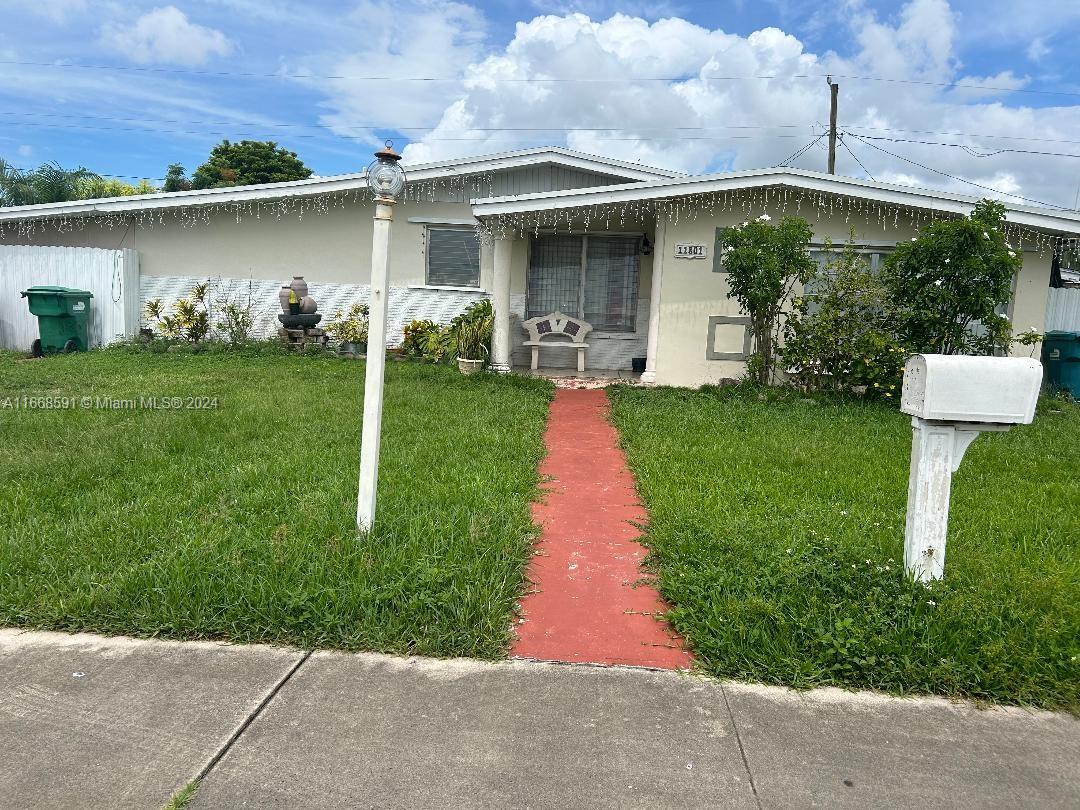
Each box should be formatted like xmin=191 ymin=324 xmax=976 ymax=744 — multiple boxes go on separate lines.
xmin=882 ymin=199 xmax=1020 ymax=355
xmin=144 ymin=284 xmax=210 ymax=343
xmin=782 ymin=241 xmax=906 ymax=399
xmin=326 ymin=304 xmax=370 ymax=346
xmin=451 ymin=299 xmax=494 ymax=361
xmin=717 ymin=214 xmax=816 ymax=385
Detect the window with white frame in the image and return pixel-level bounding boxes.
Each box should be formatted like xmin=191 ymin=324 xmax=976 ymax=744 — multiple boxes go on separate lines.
xmin=426 ymin=226 xmax=480 ymax=288
xmin=527 ymin=234 xmax=640 ymax=332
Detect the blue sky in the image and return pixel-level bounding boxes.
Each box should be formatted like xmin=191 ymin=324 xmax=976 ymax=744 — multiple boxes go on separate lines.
xmin=2 ymin=0 xmax=1078 ymax=206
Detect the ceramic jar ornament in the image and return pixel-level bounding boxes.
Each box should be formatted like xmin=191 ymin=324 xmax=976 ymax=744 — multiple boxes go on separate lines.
xmin=290 ymin=276 xmax=309 ymax=300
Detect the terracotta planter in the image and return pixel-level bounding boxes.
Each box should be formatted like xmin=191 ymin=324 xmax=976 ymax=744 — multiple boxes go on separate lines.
xmin=278 ymin=285 xmax=292 ymax=313
xmin=458 ymin=358 xmax=484 ymax=375
xmin=299 ymin=295 xmax=318 ymax=314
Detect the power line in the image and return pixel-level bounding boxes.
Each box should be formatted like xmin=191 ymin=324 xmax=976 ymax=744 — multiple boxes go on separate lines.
xmin=0 ymin=118 xmax=819 ymax=142
xmin=3 ymin=59 xmax=1080 ymax=97
xmin=849 ymin=133 xmax=1080 ymax=160
xmin=776 ymin=133 xmax=827 ymax=167
xmin=838 ymin=134 xmax=875 ymax=181
xmin=5 ymin=110 xmax=1080 ymax=152
xmin=0 ymin=110 xmax=815 ymax=135
xmin=844 ymin=132 xmax=1067 ymax=209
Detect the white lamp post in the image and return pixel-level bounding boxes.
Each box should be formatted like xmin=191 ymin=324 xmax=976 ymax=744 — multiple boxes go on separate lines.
xmin=357 ymin=141 xmax=406 ymax=532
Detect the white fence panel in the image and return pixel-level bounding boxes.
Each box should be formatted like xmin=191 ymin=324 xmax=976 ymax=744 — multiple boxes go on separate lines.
xmin=0 ymin=245 xmax=139 ymax=350
xmin=1046 ymin=287 xmax=1080 ymax=332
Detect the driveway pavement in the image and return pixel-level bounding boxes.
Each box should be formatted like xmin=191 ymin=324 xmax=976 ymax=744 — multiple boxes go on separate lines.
xmin=1 ymin=629 xmax=1077 ymax=809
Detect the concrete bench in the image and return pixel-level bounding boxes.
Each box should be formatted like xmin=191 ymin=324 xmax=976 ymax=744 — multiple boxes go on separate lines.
xmin=522 ymin=311 xmax=593 ymax=372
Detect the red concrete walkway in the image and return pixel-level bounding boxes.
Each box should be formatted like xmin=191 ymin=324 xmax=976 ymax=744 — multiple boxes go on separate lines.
xmin=512 ymin=388 xmax=692 ymax=670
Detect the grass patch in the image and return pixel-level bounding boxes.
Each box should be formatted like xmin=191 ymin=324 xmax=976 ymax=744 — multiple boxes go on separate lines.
xmin=163 ymin=780 xmax=199 ymax=810
xmin=0 ymin=349 xmax=552 ymax=658
xmin=610 ymin=384 xmax=1080 ymax=711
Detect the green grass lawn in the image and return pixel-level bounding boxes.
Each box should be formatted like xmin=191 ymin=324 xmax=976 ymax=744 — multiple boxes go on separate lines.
xmin=0 ymin=349 xmax=552 ymax=658
xmin=610 ymin=385 xmax=1080 ymax=712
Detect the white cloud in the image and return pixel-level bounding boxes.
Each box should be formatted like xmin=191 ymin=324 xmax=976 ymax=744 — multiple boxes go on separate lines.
xmin=20 ymin=0 xmax=88 ymax=24
xmin=100 ymin=6 xmax=233 ymax=66
xmin=299 ymin=0 xmax=1080 ymax=207
xmin=296 ymin=0 xmax=486 ymax=151
xmin=17 ymin=144 xmax=34 ymax=158
xmin=1026 ymin=37 xmax=1050 ymax=62
xmin=947 ymin=70 xmax=1029 ymax=102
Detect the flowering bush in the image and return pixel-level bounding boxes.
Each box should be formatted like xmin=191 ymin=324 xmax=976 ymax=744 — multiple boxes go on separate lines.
xmin=782 ymin=242 xmax=906 ymax=398
xmin=717 ymin=213 xmax=816 ymax=384
xmin=881 ymin=199 xmax=1021 ymax=355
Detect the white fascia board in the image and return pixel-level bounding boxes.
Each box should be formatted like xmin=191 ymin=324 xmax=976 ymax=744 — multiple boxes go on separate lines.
xmin=0 ymin=147 xmax=676 ymax=224
xmin=471 ymin=168 xmax=1080 ymax=236
xmin=0 ymin=173 xmax=369 ymax=223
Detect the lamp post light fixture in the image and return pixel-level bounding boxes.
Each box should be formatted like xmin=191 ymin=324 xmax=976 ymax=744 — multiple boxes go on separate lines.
xmin=357 ymin=141 xmax=406 ymax=532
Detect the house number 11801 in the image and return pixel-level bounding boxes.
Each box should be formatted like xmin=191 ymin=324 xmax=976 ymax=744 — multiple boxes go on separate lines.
xmin=674 ymin=243 xmax=707 ymax=259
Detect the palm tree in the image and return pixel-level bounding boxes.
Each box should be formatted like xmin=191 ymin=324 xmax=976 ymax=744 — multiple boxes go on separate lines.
xmin=0 ymin=160 xmax=35 ymax=207
xmin=0 ymin=159 xmax=100 ymax=207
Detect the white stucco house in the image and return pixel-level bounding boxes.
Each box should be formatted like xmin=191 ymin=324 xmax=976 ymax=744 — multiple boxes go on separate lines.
xmin=2 ymin=146 xmax=1078 ymax=387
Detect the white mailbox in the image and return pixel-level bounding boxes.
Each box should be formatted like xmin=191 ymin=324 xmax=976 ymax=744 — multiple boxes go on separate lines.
xmin=900 ymin=354 xmax=1043 ymax=582
xmin=901 ymin=354 xmax=1041 ymax=424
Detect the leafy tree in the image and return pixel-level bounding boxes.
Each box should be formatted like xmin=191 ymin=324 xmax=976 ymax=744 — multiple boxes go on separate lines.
xmin=163 ymin=163 xmax=193 ymax=192
xmin=191 ymin=140 xmax=312 ymax=189
xmin=717 ymin=213 xmax=816 ymax=385
xmin=881 ymin=199 xmax=1021 ymax=355
xmin=0 ymin=159 xmax=100 ymax=206
xmin=782 ymin=240 xmax=906 ymax=398
xmin=77 ymin=177 xmax=158 ymax=200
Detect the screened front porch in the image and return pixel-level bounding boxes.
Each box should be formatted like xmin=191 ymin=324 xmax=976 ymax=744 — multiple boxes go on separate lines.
xmin=507 ymin=230 xmax=654 ymax=373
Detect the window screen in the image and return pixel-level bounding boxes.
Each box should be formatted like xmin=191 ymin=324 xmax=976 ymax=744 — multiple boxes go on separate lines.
xmin=527 ymin=235 xmax=583 ymax=319
xmin=427 ymin=227 xmax=480 ymax=288
xmin=584 ymin=236 xmax=639 ymax=331
xmin=527 ymin=234 xmax=640 ymax=331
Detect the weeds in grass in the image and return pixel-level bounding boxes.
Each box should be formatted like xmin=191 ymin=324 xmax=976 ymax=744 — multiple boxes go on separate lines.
xmin=0 ymin=351 xmax=553 ymax=658
xmin=610 ymin=383 xmax=1080 ymax=711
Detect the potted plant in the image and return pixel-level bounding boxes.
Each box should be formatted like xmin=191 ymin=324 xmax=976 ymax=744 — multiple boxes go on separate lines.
xmin=326 ymin=304 xmax=370 ymax=356
xmin=452 ymin=300 xmax=493 ymax=374
xmin=455 ymin=318 xmax=488 ymax=374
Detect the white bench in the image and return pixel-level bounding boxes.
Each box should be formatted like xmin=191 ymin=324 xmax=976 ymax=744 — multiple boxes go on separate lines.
xmin=522 ymin=311 xmax=593 ymax=372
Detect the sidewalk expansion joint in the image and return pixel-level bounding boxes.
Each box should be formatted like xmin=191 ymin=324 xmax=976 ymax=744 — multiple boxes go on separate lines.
xmin=720 ymin=682 xmax=763 ymax=809
xmin=193 ymin=648 xmax=313 ymax=783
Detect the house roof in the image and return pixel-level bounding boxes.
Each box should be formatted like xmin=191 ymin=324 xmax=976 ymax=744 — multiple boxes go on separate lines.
xmin=470 ymin=166 xmax=1080 ymax=236
xmin=0 ymin=146 xmax=680 ymax=224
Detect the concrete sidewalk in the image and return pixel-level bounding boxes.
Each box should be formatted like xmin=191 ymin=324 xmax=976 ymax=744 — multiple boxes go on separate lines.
xmin=1 ymin=629 xmax=1077 ymax=809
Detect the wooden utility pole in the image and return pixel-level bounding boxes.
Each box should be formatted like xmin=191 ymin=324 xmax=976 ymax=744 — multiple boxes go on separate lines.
xmin=827 ymin=77 xmax=839 ymax=174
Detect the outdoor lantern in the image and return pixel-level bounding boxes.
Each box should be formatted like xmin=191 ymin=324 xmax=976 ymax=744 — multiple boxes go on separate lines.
xmin=366 ymin=140 xmax=406 ymax=201
xmin=641 ymin=234 xmax=653 ymax=255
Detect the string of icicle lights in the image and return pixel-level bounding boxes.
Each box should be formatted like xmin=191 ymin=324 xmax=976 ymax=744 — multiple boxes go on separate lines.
xmin=2 ymin=175 xmax=1076 ymax=256
xmin=0 ymin=172 xmax=499 ymax=240
xmin=474 ymin=186 xmax=1079 ymax=257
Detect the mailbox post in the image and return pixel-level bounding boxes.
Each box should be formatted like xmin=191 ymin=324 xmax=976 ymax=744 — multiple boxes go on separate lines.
xmin=900 ymin=355 xmax=1042 ymax=582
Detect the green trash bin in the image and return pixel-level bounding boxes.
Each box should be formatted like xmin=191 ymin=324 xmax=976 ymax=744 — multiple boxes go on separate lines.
xmin=20 ymin=286 xmax=93 ymax=356
xmin=1042 ymin=331 xmax=1080 ymax=397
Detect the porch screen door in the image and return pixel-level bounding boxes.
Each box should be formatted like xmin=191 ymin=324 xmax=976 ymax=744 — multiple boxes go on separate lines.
xmin=584 ymin=236 xmax=638 ymax=332
xmin=527 ymin=234 xmax=639 ymax=332
xmin=527 ymin=235 xmax=582 ymax=320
